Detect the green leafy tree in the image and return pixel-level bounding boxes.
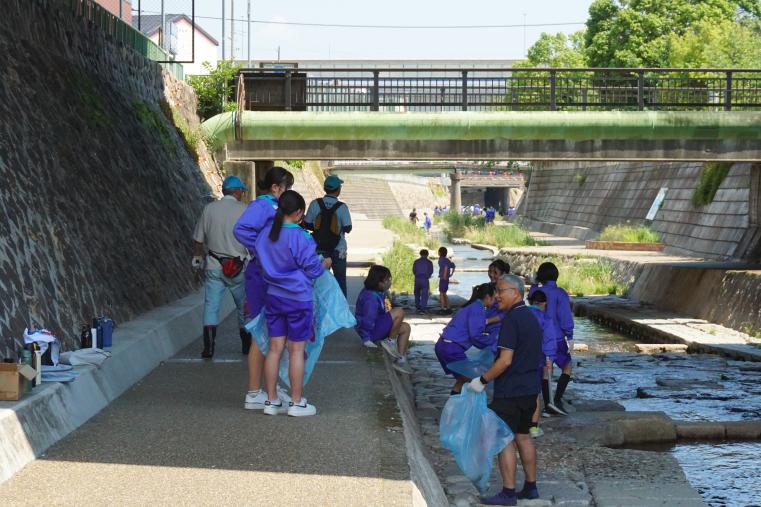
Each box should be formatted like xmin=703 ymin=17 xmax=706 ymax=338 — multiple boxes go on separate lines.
xmin=666 ymin=18 xmax=761 ymax=68
xmin=513 ymin=31 xmax=587 ymax=68
xmin=187 ymin=60 xmax=242 ymax=120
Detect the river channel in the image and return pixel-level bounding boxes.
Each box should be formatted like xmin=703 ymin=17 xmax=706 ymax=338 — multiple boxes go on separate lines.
xmin=443 ymin=241 xmax=761 ymax=507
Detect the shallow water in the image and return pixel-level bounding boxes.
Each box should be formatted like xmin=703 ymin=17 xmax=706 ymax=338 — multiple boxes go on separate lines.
xmin=440 ymin=241 xmax=761 ymax=507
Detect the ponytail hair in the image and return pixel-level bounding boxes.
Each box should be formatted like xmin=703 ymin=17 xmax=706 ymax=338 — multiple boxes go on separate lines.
xmin=465 ymin=283 xmax=495 ymax=307
xmin=268 ymin=190 xmax=306 ymax=242
xmin=257 ymin=166 xmax=295 ymax=193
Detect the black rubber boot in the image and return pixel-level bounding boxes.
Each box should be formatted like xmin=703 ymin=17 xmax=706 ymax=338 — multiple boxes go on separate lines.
xmin=201 ymin=326 xmax=217 ymax=358
xmin=541 ymin=379 xmax=551 ymax=406
xmin=239 ymin=328 xmax=252 ymax=355
xmin=554 ymin=373 xmax=571 ymax=409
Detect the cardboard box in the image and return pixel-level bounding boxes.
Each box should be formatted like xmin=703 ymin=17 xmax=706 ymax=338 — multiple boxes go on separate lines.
xmin=0 ymin=363 xmax=37 ymax=401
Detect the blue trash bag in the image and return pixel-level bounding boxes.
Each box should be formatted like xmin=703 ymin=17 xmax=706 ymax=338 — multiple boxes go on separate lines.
xmin=246 ymin=271 xmax=356 ymax=387
xmin=439 ymin=389 xmax=514 ymax=494
xmin=445 ymin=347 xmax=495 ymax=380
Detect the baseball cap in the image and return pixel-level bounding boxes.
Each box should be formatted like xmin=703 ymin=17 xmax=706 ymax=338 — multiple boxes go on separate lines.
xmin=324 ymin=175 xmax=344 ymax=191
xmin=222 ymin=175 xmax=247 ymax=191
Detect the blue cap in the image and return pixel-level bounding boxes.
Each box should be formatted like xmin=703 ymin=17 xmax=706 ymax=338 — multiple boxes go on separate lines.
xmin=324 ymin=174 xmax=344 ymax=191
xmin=222 ymin=175 xmax=247 ymax=191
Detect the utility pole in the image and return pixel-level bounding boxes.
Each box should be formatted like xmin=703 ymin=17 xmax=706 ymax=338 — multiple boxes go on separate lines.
xmin=522 ymin=13 xmax=527 ymax=58
xmin=247 ymin=0 xmax=252 ymax=67
xmin=160 ymin=0 xmax=165 ymax=49
xmin=222 ymin=0 xmax=226 ymax=60
xmin=231 ymin=0 xmax=235 ymax=61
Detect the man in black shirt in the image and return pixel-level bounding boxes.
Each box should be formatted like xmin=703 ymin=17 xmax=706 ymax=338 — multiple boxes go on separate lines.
xmin=469 ymin=274 xmax=544 ymax=506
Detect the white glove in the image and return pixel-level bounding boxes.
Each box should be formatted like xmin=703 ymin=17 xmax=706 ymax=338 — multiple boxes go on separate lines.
xmin=322 ymin=257 xmax=333 ymax=269
xmin=468 ymin=376 xmax=487 ymax=393
xmin=192 ymin=256 xmax=204 ymax=269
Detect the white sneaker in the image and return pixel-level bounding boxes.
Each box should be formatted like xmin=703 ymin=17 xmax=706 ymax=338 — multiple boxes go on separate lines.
xmin=244 ymin=389 xmax=267 ymax=410
xmin=380 ymin=338 xmax=402 ymax=359
xmin=263 ymin=399 xmax=287 ymax=415
xmin=392 ymin=357 xmax=413 ymax=374
xmin=363 ymin=340 xmax=378 ymax=349
xmin=288 ymin=397 xmax=317 ymax=417
xmin=277 ymin=385 xmax=292 ymax=404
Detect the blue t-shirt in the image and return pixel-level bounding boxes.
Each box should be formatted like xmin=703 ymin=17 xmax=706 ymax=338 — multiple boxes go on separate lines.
xmin=493 ymin=301 xmax=544 ymax=399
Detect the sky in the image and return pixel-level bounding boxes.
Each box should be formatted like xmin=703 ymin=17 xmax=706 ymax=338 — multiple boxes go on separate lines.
xmin=137 ymin=0 xmax=593 ymax=61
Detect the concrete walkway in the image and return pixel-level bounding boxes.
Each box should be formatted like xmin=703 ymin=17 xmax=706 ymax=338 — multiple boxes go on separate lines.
xmin=0 ymin=221 xmax=413 ymax=506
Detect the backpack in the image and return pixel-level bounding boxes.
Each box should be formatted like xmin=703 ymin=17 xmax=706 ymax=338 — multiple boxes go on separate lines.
xmin=313 ymin=198 xmax=344 ymax=254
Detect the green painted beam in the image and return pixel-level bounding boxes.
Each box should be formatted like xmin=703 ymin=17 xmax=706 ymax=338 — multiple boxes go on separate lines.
xmin=202 ymin=111 xmax=761 ymax=146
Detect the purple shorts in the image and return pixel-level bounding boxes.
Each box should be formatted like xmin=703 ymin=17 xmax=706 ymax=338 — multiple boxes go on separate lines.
xmin=370 ymin=312 xmax=393 ymax=341
xmin=552 ymin=338 xmax=572 ymax=369
xmin=244 ymin=262 xmax=267 ymax=319
xmin=265 ymin=294 xmax=313 ymax=342
xmin=434 ymin=340 xmax=467 ymax=376
xmin=439 ymin=279 xmax=449 ymax=294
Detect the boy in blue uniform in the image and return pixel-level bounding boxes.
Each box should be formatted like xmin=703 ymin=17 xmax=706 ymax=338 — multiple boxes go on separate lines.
xmin=529 ymin=262 xmax=574 ymax=416
xmin=434 ymin=283 xmax=502 ymax=394
xmin=254 ymin=190 xmax=331 ymax=417
xmin=437 ymin=247 xmax=456 ymax=315
xmin=412 ymin=249 xmax=434 ymax=314
xmin=423 ymin=212 xmax=432 ymax=234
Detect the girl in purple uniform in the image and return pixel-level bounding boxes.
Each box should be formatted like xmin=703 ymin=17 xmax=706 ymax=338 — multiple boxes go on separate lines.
xmin=254 ymin=190 xmax=331 ymax=417
xmin=484 ymin=259 xmax=511 ymax=345
xmin=527 ymin=289 xmax=556 ymax=437
xmin=437 ymin=247 xmax=456 ymax=314
xmin=233 ymin=167 xmax=294 ymax=411
xmin=434 ymin=283 xmax=502 ymax=394
xmin=529 ymin=262 xmax=574 ymax=416
xmin=355 ymin=265 xmax=413 ymax=374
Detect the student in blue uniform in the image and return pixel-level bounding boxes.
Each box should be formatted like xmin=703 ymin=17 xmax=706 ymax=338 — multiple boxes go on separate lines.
xmin=527 ymin=290 xmax=556 ymax=438
xmin=529 ymin=262 xmax=574 ymax=416
xmin=412 ymin=249 xmax=434 ymax=314
xmin=437 ymin=247 xmax=456 ymax=314
xmin=434 ymin=283 xmax=503 ymax=394
xmin=423 ymin=212 xmax=432 ymax=234
xmin=484 ymin=259 xmax=511 ymax=346
xmin=355 ymin=265 xmax=412 ymax=374
xmin=254 ymin=190 xmax=331 ymax=417
xmin=233 ymin=166 xmax=294 ymax=411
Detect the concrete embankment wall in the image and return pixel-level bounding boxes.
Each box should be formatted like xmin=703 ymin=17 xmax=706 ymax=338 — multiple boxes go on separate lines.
xmin=0 ymin=1 xmax=217 ymax=356
xmin=521 ymin=161 xmax=760 ymax=260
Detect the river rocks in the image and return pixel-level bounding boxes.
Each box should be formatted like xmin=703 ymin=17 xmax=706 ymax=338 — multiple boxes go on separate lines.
xmin=655 ymin=377 xmax=722 ymax=389
xmin=676 ymin=422 xmax=727 ymax=440
xmin=636 ymin=343 xmax=688 ymax=354
xmin=723 ymin=421 xmax=761 ymax=439
xmin=574 ymin=375 xmax=616 ymax=384
xmin=571 ymin=400 xmax=625 ymax=412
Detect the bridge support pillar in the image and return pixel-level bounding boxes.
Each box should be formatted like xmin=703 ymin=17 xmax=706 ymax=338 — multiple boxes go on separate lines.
xmin=499 ymin=188 xmax=510 ymax=215
xmin=254 ymin=161 xmax=275 ymax=195
xmin=450 ymin=170 xmax=462 ymax=211
xmin=223 ymin=160 xmax=256 ymax=198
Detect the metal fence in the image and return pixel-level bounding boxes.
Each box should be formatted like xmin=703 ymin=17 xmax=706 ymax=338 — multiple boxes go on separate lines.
xmin=237 ymin=67 xmax=761 ymax=112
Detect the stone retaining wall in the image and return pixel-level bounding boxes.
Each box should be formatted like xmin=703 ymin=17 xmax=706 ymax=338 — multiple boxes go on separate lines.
xmin=522 ymin=161 xmax=759 ymax=260
xmin=0 ymin=0 xmax=214 ymax=356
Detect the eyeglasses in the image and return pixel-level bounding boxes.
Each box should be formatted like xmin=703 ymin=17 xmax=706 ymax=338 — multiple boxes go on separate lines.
xmin=495 ymin=287 xmax=517 ymax=294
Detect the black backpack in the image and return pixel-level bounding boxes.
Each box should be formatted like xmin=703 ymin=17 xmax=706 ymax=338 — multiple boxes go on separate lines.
xmin=313 ymin=198 xmax=344 ymax=254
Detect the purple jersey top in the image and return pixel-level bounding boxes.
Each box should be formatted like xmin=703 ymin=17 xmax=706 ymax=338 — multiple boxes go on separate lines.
xmin=412 ymin=257 xmax=434 ymax=280
xmin=528 ymin=281 xmax=574 ymax=341
xmin=254 ymin=223 xmax=324 ymax=302
xmin=439 ymin=300 xmax=490 ymax=349
xmin=355 ymin=289 xmax=388 ymax=342
xmin=438 ymin=257 xmax=455 ymax=279
xmin=233 ymin=194 xmax=278 ymax=255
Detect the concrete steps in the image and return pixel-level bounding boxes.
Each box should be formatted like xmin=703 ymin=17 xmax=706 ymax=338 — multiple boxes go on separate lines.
xmin=339 ymin=177 xmax=402 ymax=219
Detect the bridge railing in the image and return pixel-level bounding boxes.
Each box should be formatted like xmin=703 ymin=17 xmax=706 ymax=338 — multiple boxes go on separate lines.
xmin=237 ymin=67 xmax=761 ymax=112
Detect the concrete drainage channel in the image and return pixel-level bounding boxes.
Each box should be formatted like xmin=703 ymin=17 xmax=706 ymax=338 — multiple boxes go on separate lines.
xmin=0 ymin=291 xmax=234 ymax=485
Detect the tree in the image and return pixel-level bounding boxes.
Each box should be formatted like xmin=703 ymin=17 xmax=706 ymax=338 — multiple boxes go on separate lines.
xmin=187 ymin=60 xmax=242 ymax=120
xmin=583 ymin=0 xmax=754 ymax=67
xmin=666 ymin=18 xmax=761 ymax=68
xmin=513 ymin=31 xmax=587 ymax=68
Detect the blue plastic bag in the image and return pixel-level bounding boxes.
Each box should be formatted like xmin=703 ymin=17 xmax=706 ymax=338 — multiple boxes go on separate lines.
xmin=439 ymin=389 xmax=514 ymax=494
xmin=445 ymin=347 xmax=495 ymax=380
xmin=246 ymin=271 xmax=356 ymax=387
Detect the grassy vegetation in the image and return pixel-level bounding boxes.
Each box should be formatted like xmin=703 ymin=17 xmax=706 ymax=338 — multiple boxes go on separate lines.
xmin=598 ymin=224 xmax=661 ymax=243
xmin=692 ymin=162 xmax=732 ymax=207
xmin=428 ymin=181 xmax=449 ymax=198
xmin=307 ymin=161 xmax=325 ymax=184
xmin=440 ymin=212 xmax=543 ymax=247
xmin=740 ymin=322 xmax=761 ymax=339
xmin=76 ymin=73 xmax=109 ymax=128
xmin=160 ymin=99 xmax=202 ymax=162
xmin=382 ymin=215 xmax=438 ymax=250
xmin=133 ymin=101 xmax=175 ymax=156
xmin=551 ymin=256 xmax=625 ymax=296
xmin=381 ymin=240 xmax=416 ymax=293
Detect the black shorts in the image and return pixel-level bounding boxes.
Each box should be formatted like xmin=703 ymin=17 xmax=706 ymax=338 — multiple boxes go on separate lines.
xmin=489 ymin=395 xmax=538 ymax=435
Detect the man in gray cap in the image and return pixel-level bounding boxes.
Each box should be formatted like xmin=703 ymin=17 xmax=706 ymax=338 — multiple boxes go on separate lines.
xmin=192 ymin=175 xmax=250 ymax=358
xmin=305 ymin=174 xmax=353 ymax=296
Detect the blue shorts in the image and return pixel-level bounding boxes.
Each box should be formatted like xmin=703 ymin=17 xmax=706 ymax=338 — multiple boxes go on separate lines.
xmin=439 ymin=279 xmax=449 ymax=294
xmin=370 ymin=312 xmax=393 ymax=341
xmin=265 ymin=294 xmax=313 ymax=342
xmin=244 ymin=261 xmax=267 ymax=319
xmin=434 ymin=340 xmax=467 ymax=376
xmin=551 ymin=338 xmax=572 ymax=369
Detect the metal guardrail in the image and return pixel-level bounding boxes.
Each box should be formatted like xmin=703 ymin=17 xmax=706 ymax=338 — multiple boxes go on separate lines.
xmin=237 ymin=67 xmax=761 ymax=112
xmin=66 ymin=0 xmax=184 ymax=80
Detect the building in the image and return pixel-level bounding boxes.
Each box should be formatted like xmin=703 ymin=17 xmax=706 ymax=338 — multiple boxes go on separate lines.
xmin=133 ymin=14 xmax=218 ymax=76
xmin=95 ymin=0 xmax=132 ymax=23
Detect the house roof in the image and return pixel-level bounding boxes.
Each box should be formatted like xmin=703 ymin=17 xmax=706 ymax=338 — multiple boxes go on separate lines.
xmin=133 ymin=14 xmax=219 ymax=46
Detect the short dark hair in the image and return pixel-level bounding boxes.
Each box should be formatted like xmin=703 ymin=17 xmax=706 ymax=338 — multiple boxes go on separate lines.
xmin=438 ymin=247 xmax=447 ymax=257
xmin=419 ymin=249 xmax=429 ymax=257
xmin=536 ymin=262 xmax=559 ymax=283
xmin=528 ymin=290 xmax=547 ymax=304
xmin=364 ymin=265 xmax=392 ymax=290
xmin=488 ymin=259 xmax=511 ymax=276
